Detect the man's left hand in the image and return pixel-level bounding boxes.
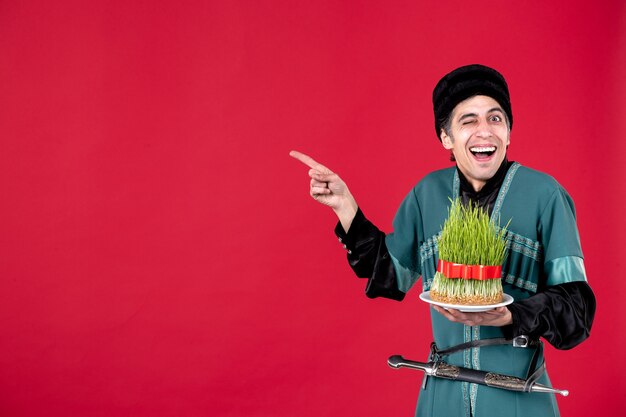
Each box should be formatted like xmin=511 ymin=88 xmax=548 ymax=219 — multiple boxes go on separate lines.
xmin=432 ymin=306 xmax=513 ymax=327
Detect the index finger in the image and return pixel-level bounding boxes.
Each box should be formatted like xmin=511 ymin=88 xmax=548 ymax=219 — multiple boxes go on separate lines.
xmin=289 ymin=150 xmax=332 ymax=173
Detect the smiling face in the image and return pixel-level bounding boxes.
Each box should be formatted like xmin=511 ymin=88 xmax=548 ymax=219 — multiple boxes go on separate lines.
xmin=439 ymin=95 xmax=510 ymax=192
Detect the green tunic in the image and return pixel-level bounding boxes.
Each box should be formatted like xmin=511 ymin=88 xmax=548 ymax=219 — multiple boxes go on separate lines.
xmin=386 ymin=163 xmax=587 ymax=417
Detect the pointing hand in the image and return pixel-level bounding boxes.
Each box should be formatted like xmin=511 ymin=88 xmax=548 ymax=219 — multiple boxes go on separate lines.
xmin=290 ymin=150 xmax=358 ymax=232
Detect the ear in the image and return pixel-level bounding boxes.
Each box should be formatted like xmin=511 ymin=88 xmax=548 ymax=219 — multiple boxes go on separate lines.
xmin=440 ymin=129 xmax=453 ymax=150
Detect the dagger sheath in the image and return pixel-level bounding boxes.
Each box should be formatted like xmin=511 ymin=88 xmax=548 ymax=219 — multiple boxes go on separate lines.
xmin=388 ymin=355 xmax=568 ymax=396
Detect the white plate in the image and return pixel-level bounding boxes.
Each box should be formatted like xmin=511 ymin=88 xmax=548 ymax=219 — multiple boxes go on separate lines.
xmin=419 ymin=291 xmax=513 ymax=312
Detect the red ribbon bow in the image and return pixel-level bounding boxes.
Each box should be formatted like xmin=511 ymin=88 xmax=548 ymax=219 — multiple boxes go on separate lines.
xmin=437 ymin=259 xmax=502 ymax=280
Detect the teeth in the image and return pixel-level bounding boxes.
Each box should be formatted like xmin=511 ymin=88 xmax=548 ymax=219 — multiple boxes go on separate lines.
xmin=470 ymin=146 xmax=496 ymax=153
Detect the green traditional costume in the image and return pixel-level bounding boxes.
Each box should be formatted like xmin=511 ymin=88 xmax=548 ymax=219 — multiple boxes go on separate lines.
xmin=384 ymin=162 xmax=587 ymax=417
xmin=335 ymin=161 xmax=594 ymax=416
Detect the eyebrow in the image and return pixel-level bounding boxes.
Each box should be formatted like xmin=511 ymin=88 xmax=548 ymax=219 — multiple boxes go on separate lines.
xmin=458 ymin=113 xmax=477 ymax=122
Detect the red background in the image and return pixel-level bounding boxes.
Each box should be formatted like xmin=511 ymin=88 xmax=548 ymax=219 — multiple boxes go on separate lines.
xmin=1 ymin=1 xmax=624 ymax=416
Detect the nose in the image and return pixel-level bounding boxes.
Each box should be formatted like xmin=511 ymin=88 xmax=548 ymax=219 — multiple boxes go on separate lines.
xmin=474 ymin=118 xmax=493 ymax=138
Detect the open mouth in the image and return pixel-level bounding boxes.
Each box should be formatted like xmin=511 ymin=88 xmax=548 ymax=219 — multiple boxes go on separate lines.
xmin=469 ymin=146 xmax=496 ymax=160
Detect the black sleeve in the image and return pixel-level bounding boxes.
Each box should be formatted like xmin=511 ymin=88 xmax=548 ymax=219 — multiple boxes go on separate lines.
xmin=334 ymin=208 xmax=405 ymax=301
xmin=501 ymin=281 xmax=596 ymax=350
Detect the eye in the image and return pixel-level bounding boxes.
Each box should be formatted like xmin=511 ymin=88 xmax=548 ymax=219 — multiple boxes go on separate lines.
xmin=490 ymin=115 xmax=503 ymax=122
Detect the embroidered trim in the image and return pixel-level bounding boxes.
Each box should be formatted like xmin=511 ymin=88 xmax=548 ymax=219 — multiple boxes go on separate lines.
xmin=504 ymin=273 xmax=539 ymax=293
xmin=463 ymin=379 xmax=471 ymax=417
xmin=508 ymin=242 xmax=542 ymax=262
xmin=491 ymin=162 xmax=520 ymax=221
xmin=463 ymin=324 xmax=472 ymax=417
xmin=501 ymin=228 xmax=543 ymax=262
xmin=419 ymin=233 xmax=441 ymax=290
xmin=419 ymin=232 xmax=441 ymax=263
xmin=470 ymin=326 xmax=481 ymax=414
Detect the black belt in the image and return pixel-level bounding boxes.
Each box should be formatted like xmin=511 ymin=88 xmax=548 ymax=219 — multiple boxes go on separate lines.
xmin=427 ymin=336 xmax=545 ymax=392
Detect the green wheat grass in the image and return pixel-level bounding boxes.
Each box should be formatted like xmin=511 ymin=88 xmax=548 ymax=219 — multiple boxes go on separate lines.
xmin=431 ymin=199 xmax=510 ymax=303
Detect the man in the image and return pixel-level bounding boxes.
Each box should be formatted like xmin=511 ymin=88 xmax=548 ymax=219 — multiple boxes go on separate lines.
xmin=290 ymin=64 xmax=595 ymax=417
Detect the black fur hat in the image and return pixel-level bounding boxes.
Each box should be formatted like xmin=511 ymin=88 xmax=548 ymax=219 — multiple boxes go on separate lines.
xmin=433 ymin=64 xmax=512 ymax=140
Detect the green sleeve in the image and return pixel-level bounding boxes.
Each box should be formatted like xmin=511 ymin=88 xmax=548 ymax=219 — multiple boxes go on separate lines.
xmin=385 ymin=188 xmax=422 ymax=293
xmin=539 ymin=187 xmax=587 ymax=285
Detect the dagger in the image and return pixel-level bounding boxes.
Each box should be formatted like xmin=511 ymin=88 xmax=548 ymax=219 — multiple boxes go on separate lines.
xmin=388 ymin=355 xmax=568 ymax=396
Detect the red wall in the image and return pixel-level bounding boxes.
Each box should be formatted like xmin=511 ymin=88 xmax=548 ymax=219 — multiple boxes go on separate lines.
xmin=1 ymin=1 xmax=624 ymax=416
